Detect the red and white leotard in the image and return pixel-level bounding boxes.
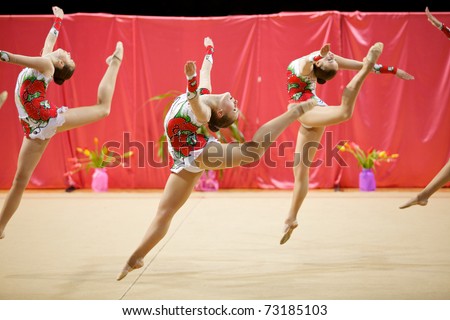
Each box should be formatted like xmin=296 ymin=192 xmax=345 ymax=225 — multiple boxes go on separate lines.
xmin=286 ymin=52 xmax=326 ymax=106
xmin=164 ymin=89 xmax=217 ymax=173
xmin=14 ymin=68 xmax=67 ymax=139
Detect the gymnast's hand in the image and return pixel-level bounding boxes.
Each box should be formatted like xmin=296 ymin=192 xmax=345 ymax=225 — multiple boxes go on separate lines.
xmin=204 ymin=36 xmax=214 ymax=48
xmin=185 ymin=61 xmax=197 ymax=78
xmin=425 ymin=7 xmax=442 ymax=29
xmin=52 ymin=6 xmax=64 ymax=19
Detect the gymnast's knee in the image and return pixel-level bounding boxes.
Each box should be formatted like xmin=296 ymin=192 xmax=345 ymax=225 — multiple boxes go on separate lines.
xmin=154 ymin=208 xmax=177 ymax=224
xmin=292 ymin=163 xmax=309 ymax=181
xmin=241 ymin=141 xmax=266 ymax=162
xmin=12 ymin=174 xmax=30 ymax=190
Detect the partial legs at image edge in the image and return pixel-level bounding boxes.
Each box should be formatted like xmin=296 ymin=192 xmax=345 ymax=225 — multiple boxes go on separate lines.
xmin=399 ymin=159 xmax=450 ymax=209
xmin=0 ymin=91 xmax=8 ymax=109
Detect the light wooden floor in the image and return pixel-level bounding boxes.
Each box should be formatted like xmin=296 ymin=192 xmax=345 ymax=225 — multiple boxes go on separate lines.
xmin=0 ymin=189 xmax=449 ymax=300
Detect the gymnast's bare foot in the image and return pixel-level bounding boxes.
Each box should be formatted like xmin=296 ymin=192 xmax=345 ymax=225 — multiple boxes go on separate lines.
xmin=363 ymin=42 xmax=383 ymax=68
xmin=0 ymin=231 xmax=4 ymax=240
xmin=280 ymin=220 xmax=298 ymax=245
xmin=106 ymin=41 xmax=124 ymax=65
xmin=116 ymin=258 xmax=144 ymax=281
xmin=399 ymin=196 xmax=428 ymax=209
xmin=0 ymin=91 xmax=7 ymax=109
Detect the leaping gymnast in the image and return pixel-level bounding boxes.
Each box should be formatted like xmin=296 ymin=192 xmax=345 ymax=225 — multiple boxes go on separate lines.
xmin=280 ymin=42 xmax=414 ymax=244
xmin=0 ymin=6 xmax=123 ymax=239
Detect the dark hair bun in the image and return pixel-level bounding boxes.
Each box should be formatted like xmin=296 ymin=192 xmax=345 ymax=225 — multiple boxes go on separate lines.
xmin=317 ymin=78 xmax=326 ymax=85
xmin=53 ymin=77 xmax=65 ymax=85
xmin=208 ymin=123 xmax=220 ymax=132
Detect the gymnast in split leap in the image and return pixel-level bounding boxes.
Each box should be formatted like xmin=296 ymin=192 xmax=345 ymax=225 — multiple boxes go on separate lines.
xmin=0 ymin=6 xmax=123 ymax=239
xmin=281 ymin=42 xmax=414 ymax=244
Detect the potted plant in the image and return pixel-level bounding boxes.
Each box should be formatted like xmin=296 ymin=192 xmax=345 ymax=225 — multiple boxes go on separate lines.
xmin=338 ymin=141 xmax=399 ymax=191
xmin=65 ymin=137 xmax=133 ymax=192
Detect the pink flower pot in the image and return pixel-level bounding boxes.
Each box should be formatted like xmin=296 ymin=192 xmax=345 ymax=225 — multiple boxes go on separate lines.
xmin=195 ymin=170 xmax=219 ymax=192
xmin=359 ymin=168 xmax=376 ymax=192
xmin=91 ymin=168 xmax=108 ymax=192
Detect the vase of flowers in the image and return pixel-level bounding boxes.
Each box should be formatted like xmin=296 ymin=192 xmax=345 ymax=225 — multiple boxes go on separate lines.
xmin=359 ymin=168 xmax=376 ymax=191
xmin=338 ymin=141 xmax=399 ymax=192
xmin=65 ymin=137 xmax=133 ymax=192
xmin=91 ymin=168 xmax=109 ymax=192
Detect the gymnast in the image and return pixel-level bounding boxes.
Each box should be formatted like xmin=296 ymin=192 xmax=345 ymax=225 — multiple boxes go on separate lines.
xmin=0 ymin=6 xmax=123 ymax=239
xmin=399 ymin=7 xmax=450 ymax=209
xmin=281 ymin=42 xmax=414 ymax=244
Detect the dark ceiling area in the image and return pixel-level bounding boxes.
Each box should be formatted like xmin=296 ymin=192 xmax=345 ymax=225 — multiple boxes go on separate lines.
xmin=2 ymin=0 xmax=449 ymax=16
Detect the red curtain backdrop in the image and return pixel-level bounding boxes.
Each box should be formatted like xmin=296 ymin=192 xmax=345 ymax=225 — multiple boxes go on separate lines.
xmin=0 ymin=11 xmax=449 ymax=189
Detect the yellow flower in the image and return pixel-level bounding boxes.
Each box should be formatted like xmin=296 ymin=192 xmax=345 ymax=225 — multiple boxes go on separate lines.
xmin=83 ymin=149 xmax=91 ymax=156
xmin=378 ymin=151 xmax=387 ymax=158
